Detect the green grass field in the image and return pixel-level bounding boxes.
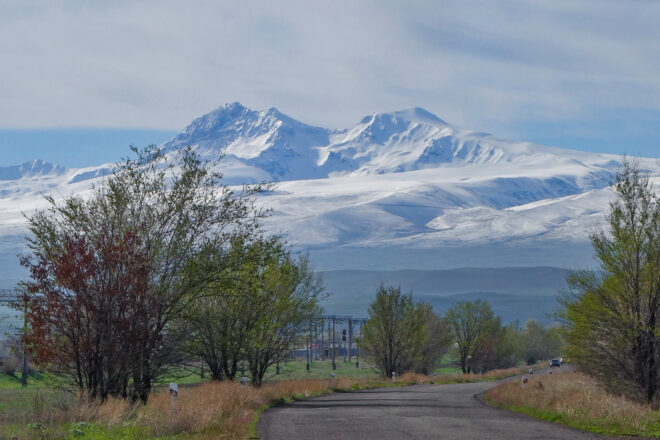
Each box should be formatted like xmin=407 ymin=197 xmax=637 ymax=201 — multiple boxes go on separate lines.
xmin=264 ymin=357 xmax=380 ymax=380
xmin=0 ymin=357 xmax=459 ymax=393
xmin=0 ymin=371 xmax=53 ymax=388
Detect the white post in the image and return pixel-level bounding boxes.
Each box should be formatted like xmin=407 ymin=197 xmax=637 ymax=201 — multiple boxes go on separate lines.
xmin=169 ymin=383 xmax=179 ymax=410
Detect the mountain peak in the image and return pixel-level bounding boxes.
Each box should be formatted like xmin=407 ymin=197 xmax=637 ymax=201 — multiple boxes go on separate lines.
xmin=217 ymin=101 xmax=250 ymax=114
xmin=0 ymin=160 xmax=66 ymax=181
xmin=183 ymin=102 xmax=252 ymax=130
xmin=162 ymin=103 xmax=331 ymax=180
xmin=196 ymin=102 xmax=291 ymax=126
xmin=396 ymin=107 xmax=449 ymax=125
xmin=361 ymin=107 xmax=449 ymax=127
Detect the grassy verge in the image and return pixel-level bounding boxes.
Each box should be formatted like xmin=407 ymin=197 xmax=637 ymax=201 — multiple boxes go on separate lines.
xmin=262 ymin=358 xmax=380 ymax=380
xmin=0 ymin=363 xmax=542 ymax=440
xmin=484 ymin=371 xmax=660 ymax=437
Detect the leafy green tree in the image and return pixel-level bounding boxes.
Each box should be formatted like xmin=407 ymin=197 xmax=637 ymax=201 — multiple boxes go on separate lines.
xmin=520 ymin=320 xmax=561 ymax=365
xmin=361 ymin=285 xmax=431 ymax=377
xmin=445 ymin=299 xmax=498 ymax=373
xmin=418 ymin=303 xmax=452 ymax=375
xmin=181 ymin=238 xmax=265 ymax=381
xmin=560 ymin=159 xmax=660 ymax=406
xmin=242 ymin=248 xmax=324 ymax=387
xmin=21 ymin=146 xmax=263 ymax=402
xmin=181 ymin=236 xmax=322 ymax=386
xmin=469 ymin=320 xmax=519 ymax=373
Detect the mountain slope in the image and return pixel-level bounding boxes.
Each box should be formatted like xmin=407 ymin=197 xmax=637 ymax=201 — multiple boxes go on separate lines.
xmin=1 ymin=102 xmax=658 ymax=281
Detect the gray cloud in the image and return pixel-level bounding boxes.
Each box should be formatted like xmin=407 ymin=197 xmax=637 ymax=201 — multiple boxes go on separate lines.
xmin=0 ymin=0 xmax=659 ymax=143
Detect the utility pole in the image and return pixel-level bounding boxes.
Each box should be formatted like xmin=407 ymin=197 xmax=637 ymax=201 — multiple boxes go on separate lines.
xmin=356 ymin=321 xmax=362 ymax=369
xmin=310 ymin=320 xmax=314 ymax=365
xmin=332 ymin=317 xmax=336 ymax=370
xmin=314 ymin=320 xmax=318 ymax=361
xmin=343 ymin=327 xmax=347 ymax=362
xmin=320 ymin=318 xmax=324 ymax=360
xmin=348 ymin=320 xmax=352 ymax=363
xmin=21 ymin=296 xmax=28 ymax=388
xmin=306 ymin=320 xmax=311 ymax=371
xmin=311 ymin=315 xmax=369 ymax=369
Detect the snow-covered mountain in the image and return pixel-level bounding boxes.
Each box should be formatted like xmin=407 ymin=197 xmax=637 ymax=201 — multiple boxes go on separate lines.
xmin=0 ymin=160 xmax=66 ymax=181
xmin=161 ymin=102 xmax=621 ymax=187
xmin=1 ymin=102 xmax=658 ymax=280
xmin=157 ymin=102 xmax=642 ymax=266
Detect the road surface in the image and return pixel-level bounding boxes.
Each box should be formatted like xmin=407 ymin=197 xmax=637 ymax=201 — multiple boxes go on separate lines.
xmin=257 ymin=370 xmax=609 ymax=439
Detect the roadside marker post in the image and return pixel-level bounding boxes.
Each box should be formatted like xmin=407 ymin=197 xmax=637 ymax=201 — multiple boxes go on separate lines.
xmin=392 ymin=371 xmax=396 ymax=383
xmin=169 ymin=383 xmax=179 ymax=410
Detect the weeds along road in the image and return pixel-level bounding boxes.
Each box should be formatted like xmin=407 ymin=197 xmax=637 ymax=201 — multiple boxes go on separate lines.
xmin=257 ymin=368 xmax=604 ymax=440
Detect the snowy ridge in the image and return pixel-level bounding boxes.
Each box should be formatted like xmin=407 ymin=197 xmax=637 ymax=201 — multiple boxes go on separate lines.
xmin=162 ymin=103 xmax=622 ymax=183
xmin=1 ymin=102 xmax=658 ymax=277
xmin=0 ymin=160 xmax=66 ymax=181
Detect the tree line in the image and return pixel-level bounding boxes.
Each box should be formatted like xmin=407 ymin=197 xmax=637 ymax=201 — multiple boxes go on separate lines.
xmin=360 ymin=285 xmax=561 ymax=377
xmin=20 ymin=147 xmax=323 ymax=402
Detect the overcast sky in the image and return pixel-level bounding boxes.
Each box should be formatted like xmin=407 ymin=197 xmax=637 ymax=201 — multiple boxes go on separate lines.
xmin=1 ymin=0 xmax=659 ymax=165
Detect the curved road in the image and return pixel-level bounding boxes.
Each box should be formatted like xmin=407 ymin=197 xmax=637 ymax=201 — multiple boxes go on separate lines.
xmin=257 ymin=371 xmax=609 ymax=439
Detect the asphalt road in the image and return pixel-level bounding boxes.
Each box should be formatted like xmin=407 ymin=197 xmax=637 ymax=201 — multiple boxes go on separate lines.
xmin=257 ymin=368 xmax=609 ymax=440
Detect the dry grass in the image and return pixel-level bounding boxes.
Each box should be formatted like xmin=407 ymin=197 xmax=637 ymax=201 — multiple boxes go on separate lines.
xmin=427 ymin=363 xmax=546 ymax=385
xmin=141 ymin=374 xmax=445 ymax=438
xmin=3 ymin=364 xmax=540 ymax=439
xmin=485 ymin=371 xmax=660 ymax=436
xmin=137 ymin=377 xmax=396 ymax=438
xmin=397 ymin=372 xmax=431 ymax=383
xmin=0 ymin=388 xmax=136 ymax=427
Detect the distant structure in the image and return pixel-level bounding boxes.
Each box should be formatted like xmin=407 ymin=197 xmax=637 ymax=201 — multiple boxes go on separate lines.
xmin=0 ymin=289 xmax=28 ymax=387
